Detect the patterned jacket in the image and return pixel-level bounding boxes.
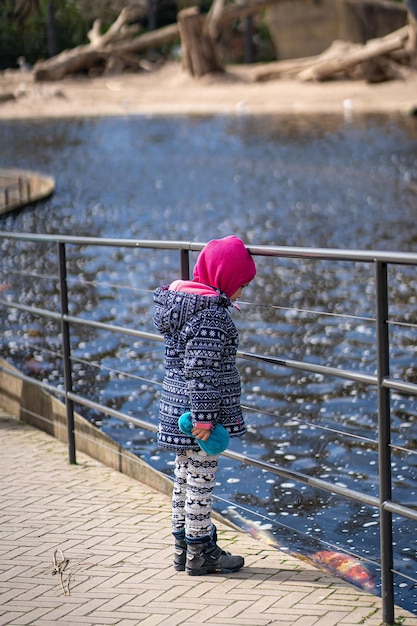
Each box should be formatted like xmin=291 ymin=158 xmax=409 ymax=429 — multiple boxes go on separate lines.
xmin=153 ymin=285 xmax=246 ymax=451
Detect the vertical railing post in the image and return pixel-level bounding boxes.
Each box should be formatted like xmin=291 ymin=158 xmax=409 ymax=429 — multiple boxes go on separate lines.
xmin=18 ymin=177 xmax=23 ymax=202
xmin=180 ymin=248 xmax=190 ymax=280
xmin=58 ymin=242 xmax=76 ymax=465
xmin=375 ymin=260 xmax=394 ymax=625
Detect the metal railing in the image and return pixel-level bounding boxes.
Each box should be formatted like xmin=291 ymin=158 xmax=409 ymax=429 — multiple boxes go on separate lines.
xmin=0 ymin=231 xmax=416 ymax=625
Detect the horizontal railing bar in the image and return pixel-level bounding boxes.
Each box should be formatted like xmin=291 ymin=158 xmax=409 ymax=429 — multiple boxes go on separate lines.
xmin=2 ymin=231 xmax=417 ymax=265
xmin=222 ymin=448 xmax=380 ymax=508
xmin=0 ymin=299 xmax=164 ymax=342
xmin=391 ymin=568 xmax=417 ymax=585
xmin=390 ymin=441 xmax=417 ymax=458
xmin=63 ymin=314 xmax=164 ymax=342
xmin=247 ymin=245 xmax=417 ymax=266
xmin=383 ymin=500 xmax=417 ymax=522
xmin=382 ymin=377 xmax=417 ymax=396
xmin=238 ymin=350 xmax=377 ymax=386
xmin=0 ymin=297 xmax=61 ymax=321
xmin=67 ymin=392 xmax=159 ymax=433
xmin=0 ymin=231 xmax=204 ymax=251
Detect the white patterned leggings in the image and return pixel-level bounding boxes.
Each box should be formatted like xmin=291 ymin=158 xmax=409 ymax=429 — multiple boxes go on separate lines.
xmin=172 ymin=449 xmax=220 ymax=540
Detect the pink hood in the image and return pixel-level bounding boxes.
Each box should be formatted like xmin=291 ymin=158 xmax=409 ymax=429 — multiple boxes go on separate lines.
xmin=192 ymin=235 xmax=256 ymax=298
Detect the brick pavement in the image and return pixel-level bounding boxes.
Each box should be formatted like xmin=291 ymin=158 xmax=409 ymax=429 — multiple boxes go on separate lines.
xmin=1 ymin=410 xmax=416 ymax=626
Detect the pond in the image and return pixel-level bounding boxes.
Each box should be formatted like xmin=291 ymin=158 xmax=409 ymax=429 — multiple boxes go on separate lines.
xmin=0 ymin=112 xmax=416 ymax=614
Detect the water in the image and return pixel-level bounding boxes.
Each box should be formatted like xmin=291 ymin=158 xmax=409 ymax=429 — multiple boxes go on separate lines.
xmin=1 ymin=113 xmax=416 ymax=613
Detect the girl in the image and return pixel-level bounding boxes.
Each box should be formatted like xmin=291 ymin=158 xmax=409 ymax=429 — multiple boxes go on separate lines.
xmin=153 ymin=235 xmax=256 ymax=576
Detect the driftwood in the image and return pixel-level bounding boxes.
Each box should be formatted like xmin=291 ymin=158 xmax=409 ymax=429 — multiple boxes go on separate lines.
xmin=253 ymin=25 xmax=412 ymax=83
xmin=33 ymin=0 xmax=417 ymax=83
xmin=87 ymin=8 xmax=141 ymax=48
xmin=297 ymin=26 xmax=409 ymax=82
xmin=253 ymin=49 xmax=345 ymax=82
xmin=178 ymin=0 xmax=291 ymax=76
xmin=178 ymin=7 xmax=224 ymax=77
xmin=34 ymin=7 xmax=179 ymax=81
xmin=34 ymin=23 xmax=179 ymax=80
xmin=206 ymin=0 xmax=225 ymax=40
xmin=32 ymin=0 xmax=294 ymax=81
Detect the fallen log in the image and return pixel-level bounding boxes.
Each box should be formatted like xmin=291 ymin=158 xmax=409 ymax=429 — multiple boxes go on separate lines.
xmin=101 ymin=23 xmax=179 ymax=56
xmin=297 ymin=25 xmax=409 ymax=82
xmin=252 ymin=41 xmax=353 ymax=82
xmin=253 ymin=55 xmax=321 ymax=82
xmin=33 ymin=8 xmax=134 ymax=80
xmin=34 ymin=47 xmax=107 ymax=81
xmin=34 ymin=24 xmax=179 ymax=81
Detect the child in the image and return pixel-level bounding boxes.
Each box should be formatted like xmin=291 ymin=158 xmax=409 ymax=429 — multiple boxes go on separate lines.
xmin=153 ymin=235 xmax=256 ymax=576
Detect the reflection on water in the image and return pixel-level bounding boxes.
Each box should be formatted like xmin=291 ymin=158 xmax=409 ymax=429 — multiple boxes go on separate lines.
xmin=0 ymin=113 xmax=416 ymax=613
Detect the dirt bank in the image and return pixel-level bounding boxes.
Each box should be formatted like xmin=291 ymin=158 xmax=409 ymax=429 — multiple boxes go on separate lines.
xmin=1 ymin=61 xmax=417 ymax=119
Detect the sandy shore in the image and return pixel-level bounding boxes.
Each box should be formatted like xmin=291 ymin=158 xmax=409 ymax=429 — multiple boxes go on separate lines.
xmin=1 ymin=61 xmax=417 ymax=119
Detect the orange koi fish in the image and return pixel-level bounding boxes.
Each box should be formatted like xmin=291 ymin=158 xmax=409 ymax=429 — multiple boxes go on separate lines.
xmin=310 ymin=550 xmax=376 ymax=592
xmin=227 ymin=508 xmax=376 ymax=593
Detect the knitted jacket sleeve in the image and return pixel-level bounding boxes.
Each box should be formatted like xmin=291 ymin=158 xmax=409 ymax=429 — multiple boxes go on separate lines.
xmin=182 ymin=308 xmax=227 ymax=429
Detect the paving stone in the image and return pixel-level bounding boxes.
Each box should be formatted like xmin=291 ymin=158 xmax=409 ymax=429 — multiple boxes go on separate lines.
xmin=1 ymin=410 xmax=417 ymax=626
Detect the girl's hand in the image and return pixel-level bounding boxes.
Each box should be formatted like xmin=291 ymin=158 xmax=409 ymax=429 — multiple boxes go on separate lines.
xmin=191 ymin=427 xmax=211 ymax=441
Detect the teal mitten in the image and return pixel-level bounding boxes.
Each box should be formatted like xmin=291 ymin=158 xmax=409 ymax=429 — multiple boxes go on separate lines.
xmin=178 ymin=412 xmax=230 ymax=455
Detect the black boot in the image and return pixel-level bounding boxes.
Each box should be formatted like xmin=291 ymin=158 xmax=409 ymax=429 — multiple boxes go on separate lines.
xmin=173 ymin=525 xmax=220 ymax=572
xmin=173 ymin=530 xmax=187 ymax=572
xmin=185 ymin=535 xmax=244 ymax=576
